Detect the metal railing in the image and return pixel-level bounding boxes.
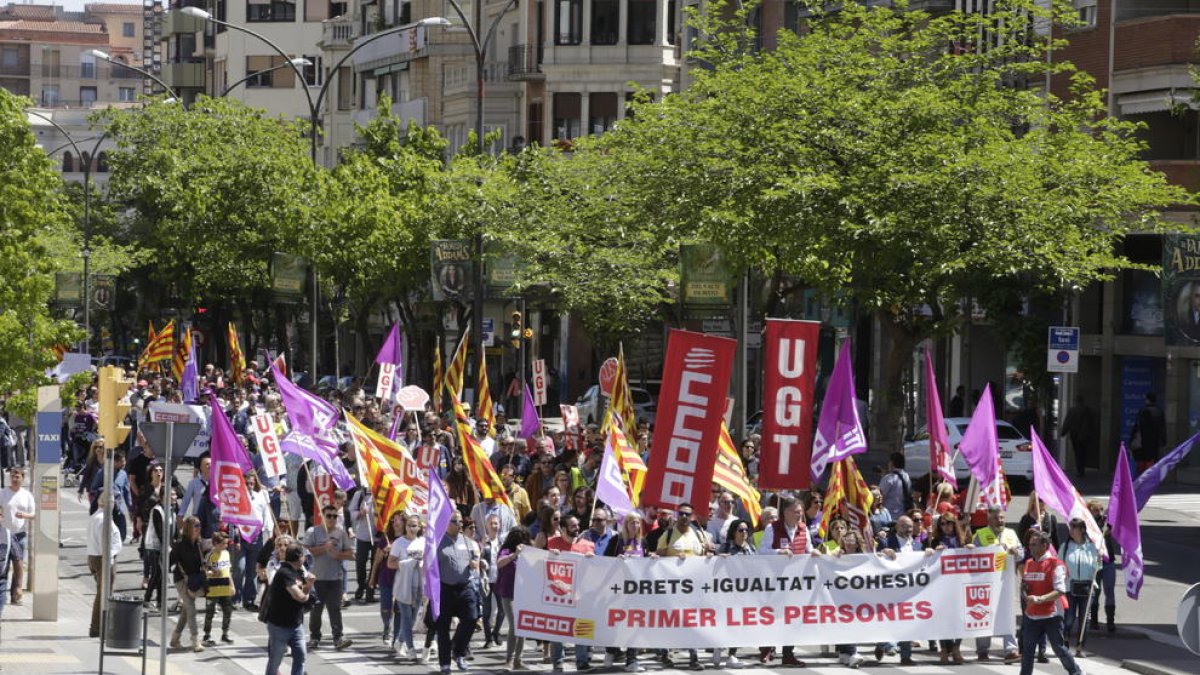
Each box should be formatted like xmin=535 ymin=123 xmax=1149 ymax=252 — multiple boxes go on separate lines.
xmin=38 ymin=63 xmax=147 ymax=80
xmin=506 ymin=43 xmax=543 ymax=80
xmin=322 ymin=16 xmax=355 ymax=48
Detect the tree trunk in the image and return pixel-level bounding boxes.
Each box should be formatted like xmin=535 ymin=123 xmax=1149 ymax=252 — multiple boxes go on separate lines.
xmin=874 ymin=310 xmax=921 ymax=454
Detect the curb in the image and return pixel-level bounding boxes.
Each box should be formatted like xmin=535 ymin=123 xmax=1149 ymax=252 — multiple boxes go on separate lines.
xmin=1122 ymin=660 xmax=1197 ymax=675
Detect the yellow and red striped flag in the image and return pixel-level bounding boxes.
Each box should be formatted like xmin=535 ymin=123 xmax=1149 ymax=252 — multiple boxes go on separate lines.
xmin=602 ymin=345 xmax=638 ymax=436
xmin=432 ymin=340 xmax=444 ymax=413
xmin=172 ymin=325 xmax=192 ymax=381
xmin=450 ymin=392 xmax=510 ymax=507
xmin=345 ymin=412 xmax=414 ymax=531
xmin=605 ymin=411 xmax=646 ymax=505
xmin=713 ymin=421 xmax=762 ymax=527
xmin=444 ymin=327 xmax=470 ymax=400
xmin=142 ymin=320 xmax=175 ymax=366
xmin=227 ymin=322 xmax=246 ymax=385
xmin=476 ymin=349 xmax=496 ymax=437
xmin=52 ymin=344 xmax=67 ymax=362
xmin=819 ymin=456 xmax=874 ymax=539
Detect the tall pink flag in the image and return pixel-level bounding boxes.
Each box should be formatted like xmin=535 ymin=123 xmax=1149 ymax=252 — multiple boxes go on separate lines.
xmin=207 ymin=396 xmax=263 ymax=542
xmin=595 ymin=430 xmax=635 ymax=518
xmin=923 ymin=351 xmax=957 ymax=486
xmin=810 ymin=341 xmax=868 ymax=482
xmin=957 ymin=383 xmax=999 ymax=491
xmin=1107 ymin=443 xmax=1143 ymax=598
xmin=1030 ymin=429 xmax=1107 ymax=559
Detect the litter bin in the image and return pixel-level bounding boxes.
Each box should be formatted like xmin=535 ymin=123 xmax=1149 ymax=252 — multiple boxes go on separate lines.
xmin=106 ymin=595 xmax=144 ymax=650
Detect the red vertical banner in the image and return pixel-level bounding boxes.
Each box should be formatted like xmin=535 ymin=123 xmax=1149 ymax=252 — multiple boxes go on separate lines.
xmin=759 ymin=319 xmax=821 ymax=491
xmin=641 ymin=329 xmax=737 ymax=520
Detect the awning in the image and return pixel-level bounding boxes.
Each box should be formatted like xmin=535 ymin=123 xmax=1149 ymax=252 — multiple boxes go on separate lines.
xmin=1118 ymin=89 xmax=1197 ymax=115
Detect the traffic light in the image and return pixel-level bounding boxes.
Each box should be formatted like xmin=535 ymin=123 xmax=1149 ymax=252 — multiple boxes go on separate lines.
xmin=510 ymin=311 xmax=523 ymax=348
xmin=98 ymin=365 xmax=134 ymax=449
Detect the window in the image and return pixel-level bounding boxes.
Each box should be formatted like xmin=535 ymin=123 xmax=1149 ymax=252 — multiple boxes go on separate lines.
xmin=2 ymin=45 xmax=21 ymax=69
xmin=553 ymin=92 xmax=581 ymax=140
xmin=122 ymin=21 xmax=136 ymax=37
xmin=556 ymin=0 xmax=583 ymax=45
xmin=62 ymin=152 xmax=75 ymax=172
xmin=119 ymin=87 xmax=136 ymax=101
xmin=247 ymin=0 xmax=296 ymax=22
xmin=589 ymin=92 xmax=617 ymax=135
xmin=245 ymin=55 xmax=296 ymax=88
xmin=41 ymin=85 xmax=60 ymax=107
xmin=1075 ymin=0 xmax=1097 ymax=27
xmin=337 ymin=66 xmax=354 ymax=110
xmin=627 ymin=0 xmax=656 ymax=45
xmin=97 ymin=152 xmax=110 ymax=173
xmin=667 ymin=0 xmax=676 ymax=45
xmin=302 ymin=55 xmax=323 ymax=87
xmin=329 ymin=1 xmax=347 ymax=17
xmin=592 ymin=0 xmax=618 ymax=45
xmin=80 ymin=86 xmax=97 ymax=107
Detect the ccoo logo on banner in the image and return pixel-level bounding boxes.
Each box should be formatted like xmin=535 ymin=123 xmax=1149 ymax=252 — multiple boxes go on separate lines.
xmin=512 ymin=547 xmax=1015 ymax=649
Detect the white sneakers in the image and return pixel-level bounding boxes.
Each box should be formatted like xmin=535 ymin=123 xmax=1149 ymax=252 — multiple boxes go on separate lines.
xmin=623 ymin=662 xmax=645 ymax=672
xmin=603 ymin=653 xmax=616 ymax=668
xmin=839 ymin=653 xmax=864 ymax=669
xmin=395 ymin=644 xmax=409 ymax=658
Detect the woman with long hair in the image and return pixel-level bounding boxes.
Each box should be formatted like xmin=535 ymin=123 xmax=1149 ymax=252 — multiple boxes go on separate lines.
xmin=446 ymin=458 xmax=476 ymax=515
xmin=931 ymin=512 xmax=972 ymax=664
xmin=142 ymin=485 xmax=166 ymax=607
xmin=139 ymin=464 xmax=166 ymax=591
xmin=1061 ymin=519 xmax=1100 ymax=656
xmin=532 ymin=504 xmax=562 ymax=550
xmin=169 ymin=515 xmax=205 ymax=652
xmin=497 ymin=526 xmax=533 ymax=669
xmin=388 ymin=513 xmax=424 ymax=659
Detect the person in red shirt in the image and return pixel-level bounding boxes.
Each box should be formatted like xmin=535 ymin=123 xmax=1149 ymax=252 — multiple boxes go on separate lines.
xmin=1019 ymin=529 xmax=1082 ymax=675
xmin=546 ymin=516 xmax=594 ymax=671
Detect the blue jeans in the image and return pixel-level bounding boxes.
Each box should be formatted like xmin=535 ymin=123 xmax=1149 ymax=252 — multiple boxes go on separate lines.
xmin=1020 ymin=615 xmax=1081 ymax=675
xmin=551 ymin=641 xmax=592 ymax=667
xmin=394 ymin=602 xmax=417 ymax=649
xmin=265 ymin=622 xmax=306 ymax=675
xmin=240 ymin=540 xmax=263 ymax=606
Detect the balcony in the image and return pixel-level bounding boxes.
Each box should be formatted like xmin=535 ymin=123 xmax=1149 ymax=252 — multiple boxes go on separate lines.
xmin=351 ymin=23 xmax=428 ymax=72
xmin=162 ymin=8 xmax=207 ymax=35
xmin=37 ymin=64 xmax=145 ymax=80
xmin=160 ymin=61 xmax=206 ymax=89
xmin=0 ymin=60 xmax=31 ymax=77
xmin=507 ymin=43 xmax=543 ymax=81
xmin=321 ymin=16 xmax=355 ymax=50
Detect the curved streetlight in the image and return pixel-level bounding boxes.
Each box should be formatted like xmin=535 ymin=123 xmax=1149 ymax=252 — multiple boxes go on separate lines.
xmin=181 ymin=6 xmax=450 ymax=378
xmin=83 ymin=49 xmax=179 ymax=101
xmin=221 ymin=57 xmax=311 ymax=97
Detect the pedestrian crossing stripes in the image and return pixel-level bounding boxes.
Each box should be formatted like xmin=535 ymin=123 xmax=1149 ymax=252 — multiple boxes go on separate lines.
xmin=1143 ymin=493 xmax=1200 ymax=518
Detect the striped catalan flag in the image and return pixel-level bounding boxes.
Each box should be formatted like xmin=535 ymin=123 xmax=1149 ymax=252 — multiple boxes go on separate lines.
xmin=227 ymin=322 xmax=246 ymax=385
xmin=345 ymin=412 xmax=414 ymax=531
xmin=345 ymin=411 xmax=427 ymax=514
xmin=450 ymin=392 xmax=510 ymax=507
xmin=444 ymin=327 xmax=469 ymax=399
xmin=172 ymin=325 xmax=192 ymax=381
xmin=432 ymin=340 xmax=444 ymax=413
xmin=602 ymin=345 xmax=638 ymax=437
xmin=819 ymin=456 xmax=874 ymax=540
xmin=476 ymin=349 xmax=496 ymax=437
xmin=713 ymin=421 xmax=762 ymax=527
xmin=142 ymin=320 xmax=175 ymax=366
xmin=605 ymin=411 xmax=646 ymax=505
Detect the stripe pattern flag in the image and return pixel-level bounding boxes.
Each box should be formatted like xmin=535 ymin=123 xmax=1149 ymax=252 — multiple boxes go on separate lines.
xmin=432 ymin=340 xmax=444 ymax=413
xmin=346 ymin=410 xmax=426 ymax=513
xmin=819 ymin=456 xmax=874 ymax=539
xmin=713 ymin=421 xmax=763 ymax=527
xmin=172 ymin=324 xmax=192 ymax=380
xmin=602 ymin=345 xmax=638 ymax=438
xmin=346 ymin=412 xmax=414 ymax=532
xmin=608 ymin=417 xmax=647 ymax=506
xmin=142 ymin=320 xmax=175 ymax=366
xmin=811 ymin=341 xmax=868 ymax=482
xmin=138 ymin=321 xmax=157 ymax=370
xmin=1029 ymin=429 xmax=1107 ymax=559
xmin=450 ymin=392 xmax=510 ymax=506
xmin=477 ymin=350 xmax=496 ymax=437
xmin=924 ymin=350 xmax=957 ymax=487
xmin=1108 ymin=444 xmax=1144 ymax=599
xmin=228 ymin=322 xmax=246 ymax=385
xmin=444 ymin=327 xmax=470 ymax=399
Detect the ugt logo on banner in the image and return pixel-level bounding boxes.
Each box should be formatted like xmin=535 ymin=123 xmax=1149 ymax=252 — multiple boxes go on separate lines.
xmin=215 ymin=461 xmax=252 ymax=518
xmin=964 ymin=584 xmax=993 ymax=630
xmin=759 ymin=319 xmax=820 ymax=490
xmin=544 ymin=559 xmax=577 ymax=606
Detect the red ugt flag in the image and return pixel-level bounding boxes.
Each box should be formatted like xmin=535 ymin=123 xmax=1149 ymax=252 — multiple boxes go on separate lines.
xmin=758 ymin=319 xmax=820 ymax=490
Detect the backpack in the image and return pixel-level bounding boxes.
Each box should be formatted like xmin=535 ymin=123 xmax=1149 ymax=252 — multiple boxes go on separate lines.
xmin=893 ymin=470 xmax=914 ymax=512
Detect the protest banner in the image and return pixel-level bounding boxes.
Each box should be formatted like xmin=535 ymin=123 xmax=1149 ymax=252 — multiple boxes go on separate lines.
xmin=513 ymin=546 xmax=1015 ymax=649
xmin=759 ymin=319 xmax=820 ymax=490
xmin=250 ymin=412 xmax=284 ymax=479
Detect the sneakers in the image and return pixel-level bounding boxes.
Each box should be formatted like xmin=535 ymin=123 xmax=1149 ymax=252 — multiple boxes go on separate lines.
xmin=201 ymin=637 xmax=216 ymax=647
xmin=307 ymin=638 xmax=320 ymax=650
xmin=192 ymin=641 xmax=204 ymax=653
xmin=711 ymin=653 xmax=725 ymax=668
xmin=726 ymin=655 xmax=744 ymax=669
xmin=977 ymin=651 xmax=991 ymax=662
xmin=780 ymin=654 xmax=805 ymax=667
xmin=838 ymin=653 xmax=864 ymax=669
xmin=335 ymin=638 xmax=353 ymax=651
xmin=623 ymin=663 xmax=645 ymax=673
xmin=395 ymin=644 xmax=409 ymax=658
xmin=455 ymin=656 xmax=470 ymax=671
xmin=759 ymin=647 xmax=775 ymax=664
xmin=553 ymin=663 xmax=564 ymax=673
xmin=578 ymin=664 xmax=593 ymax=672
xmin=603 ymin=653 xmax=616 ymax=668
xmin=441 ymin=667 xmax=451 ymax=675
xmin=220 ymin=634 xmax=234 ymax=644
xmin=169 ymin=637 xmax=182 ymax=649
xmin=1003 ymin=651 xmax=1020 ymax=664
xmin=688 ymin=658 xmax=705 ymax=671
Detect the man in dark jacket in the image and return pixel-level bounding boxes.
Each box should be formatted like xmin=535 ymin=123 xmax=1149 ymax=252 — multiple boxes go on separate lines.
xmin=1131 ymin=393 xmax=1166 ymax=473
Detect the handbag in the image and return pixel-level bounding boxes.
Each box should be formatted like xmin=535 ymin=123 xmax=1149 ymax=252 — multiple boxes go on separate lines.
xmin=1070 ymin=579 xmax=1093 ymax=597
xmin=186 ymin=571 xmax=207 ymax=598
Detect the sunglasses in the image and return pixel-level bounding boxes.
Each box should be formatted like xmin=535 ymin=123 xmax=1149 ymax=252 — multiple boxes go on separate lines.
xmin=736 ymin=527 xmax=750 ymax=533
xmin=678 ymin=511 xmax=694 ymax=518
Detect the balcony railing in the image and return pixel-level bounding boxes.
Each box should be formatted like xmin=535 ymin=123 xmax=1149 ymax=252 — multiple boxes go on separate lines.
xmin=39 ymin=63 xmax=146 ymax=80
xmin=322 ymin=16 xmax=355 ymax=49
xmin=507 ymin=43 xmax=543 ymax=81
xmin=0 ymin=61 xmax=32 ymax=77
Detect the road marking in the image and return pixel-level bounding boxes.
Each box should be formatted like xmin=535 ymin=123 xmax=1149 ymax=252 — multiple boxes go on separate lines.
xmin=0 ymin=653 xmax=83 ymax=664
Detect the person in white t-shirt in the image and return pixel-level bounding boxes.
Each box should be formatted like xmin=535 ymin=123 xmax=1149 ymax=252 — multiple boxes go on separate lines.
xmin=387 ymin=514 xmax=425 ymax=658
xmin=0 ymin=467 xmax=35 ymax=605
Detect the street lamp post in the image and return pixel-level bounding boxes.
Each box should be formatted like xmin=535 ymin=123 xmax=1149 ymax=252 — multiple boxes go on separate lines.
xmin=181 ymin=7 xmax=450 ymax=379
xmin=220 ymin=57 xmax=311 ymax=97
xmin=85 ymin=50 xmax=179 ymax=102
xmin=437 ymin=0 xmax=519 ymax=389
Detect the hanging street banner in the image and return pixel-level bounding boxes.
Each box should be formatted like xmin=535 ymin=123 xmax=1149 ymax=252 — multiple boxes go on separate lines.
xmin=431 ymin=239 xmax=473 ymax=302
xmin=759 ymin=319 xmax=821 ymax=490
xmin=641 ymin=329 xmax=737 ymax=520
xmin=271 ymin=252 xmax=308 ymax=303
xmin=680 ymin=244 xmax=734 ymax=308
xmin=1163 ymin=234 xmax=1200 ymax=345
xmin=55 ymin=272 xmax=82 ymax=307
xmin=513 ymin=546 xmax=1015 ymax=649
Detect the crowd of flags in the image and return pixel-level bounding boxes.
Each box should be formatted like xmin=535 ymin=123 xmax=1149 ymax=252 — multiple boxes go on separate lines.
xmin=122 ymin=316 xmax=1198 ymax=612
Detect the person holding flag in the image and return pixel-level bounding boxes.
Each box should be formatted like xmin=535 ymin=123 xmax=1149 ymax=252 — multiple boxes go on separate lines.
xmin=1018 ymin=529 xmax=1084 ymax=675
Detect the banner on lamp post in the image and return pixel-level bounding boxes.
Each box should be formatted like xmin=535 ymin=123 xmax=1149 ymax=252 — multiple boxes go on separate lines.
xmin=758 ymin=319 xmax=821 ymax=490
xmin=640 ymin=329 xmax=736 ymax=520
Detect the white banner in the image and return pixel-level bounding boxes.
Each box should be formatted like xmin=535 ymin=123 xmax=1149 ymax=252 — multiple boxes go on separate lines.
xmin=513 ymin=546 xmax=1015 ymax=648
xmin=376 ymin=362 xmax=398 ymax=402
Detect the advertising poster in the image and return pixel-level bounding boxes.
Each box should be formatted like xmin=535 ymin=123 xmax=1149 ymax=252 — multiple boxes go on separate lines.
xmin=431 ymin=240 xmax=473 ymax=302
xmin=1162 ymin=235 xmax=1200 ymax=345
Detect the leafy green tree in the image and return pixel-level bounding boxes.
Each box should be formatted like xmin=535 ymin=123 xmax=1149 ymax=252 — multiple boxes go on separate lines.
xmin=577 ymin=0 xmax=1193 ymax=446
xmin=0 ymin=89 xmax=84 ymax=412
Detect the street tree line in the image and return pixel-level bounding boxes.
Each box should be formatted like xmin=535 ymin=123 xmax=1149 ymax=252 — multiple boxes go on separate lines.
xmin=1 ymin=0 xmax=1191 ymax=442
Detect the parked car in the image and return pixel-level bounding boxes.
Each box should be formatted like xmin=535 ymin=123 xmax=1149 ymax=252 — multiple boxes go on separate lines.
xmin=902 ymin=417 xmax=1033 ymax=490
xmin=575 ymin=384 xmax=656 ymax=425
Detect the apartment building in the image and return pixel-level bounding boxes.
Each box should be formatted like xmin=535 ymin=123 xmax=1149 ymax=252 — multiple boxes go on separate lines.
xmin=1 ymin=1 xmax=145 ymax=108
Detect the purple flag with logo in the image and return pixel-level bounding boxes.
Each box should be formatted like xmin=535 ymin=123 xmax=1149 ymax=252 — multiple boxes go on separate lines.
xmin=181 ymin=326 xmax=199 ymax=403
xmin=207 ymin=396 xmax=263 ymax=542
xmin=1133 ymin=431 xmax=1199 ymax=511
xmin=596 ymin=431 xmax=635 ymax=518
xmin=519 ymin=379 xmax=540 ymax=438
xmin=957 ymin=383 xmax=999 ymax=491
xmin=423 ymin=468 xmax=454 ymax=620
xmin=375 ymin=322 xmax=405 ymax=384
xmin=810 ymin=341 xmax=867 ymax=482
xmin=1030 ymin=429 xmax=1107 ymax=558
xmin=271 ymin=361 xmax=355 ymax=490
xmin=1108 ymin=443 xmax=1144 ymax=599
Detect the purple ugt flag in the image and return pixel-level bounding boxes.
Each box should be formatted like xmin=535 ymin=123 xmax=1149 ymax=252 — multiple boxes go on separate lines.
xmin=1133 ymin=431 xmax=1199 ymax=511
xmin=423 ymin=468 xmax=454 ymax=621
xmin=207 ymin=396 xmax=263 ymax=542
xmin=181 ymin=326 xmax=199 ymax=403
xmin=1108 ymin=443 xmax=1144 ymax=599
xmin=1030 ymin=429 xmax=1108 ymax=559
xmin=810 ymin=341 xmax=867 ymax=482
xmin=519 ymin=379 xmax=540 ymax=438
xmin=957 ymin=383 xmax=999 ymax=491
xmin=271 ymin=361 xmax=338 ymax=435
xmin=375 ymin=322 xmax=405 ymax=383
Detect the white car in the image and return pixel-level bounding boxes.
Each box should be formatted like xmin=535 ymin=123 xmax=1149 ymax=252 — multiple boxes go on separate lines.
xmin=575 ymin=384 xmax=655 ymax=426
xmin=902 ymin=417 xmax=1033 ymax=488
